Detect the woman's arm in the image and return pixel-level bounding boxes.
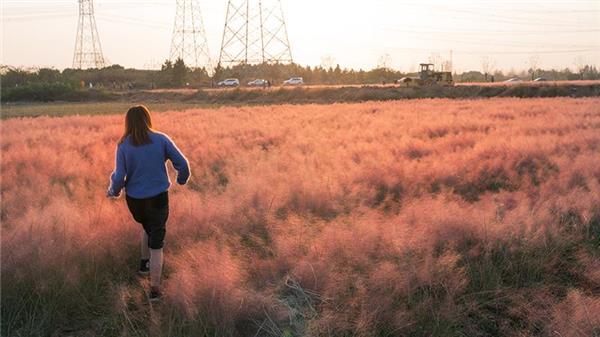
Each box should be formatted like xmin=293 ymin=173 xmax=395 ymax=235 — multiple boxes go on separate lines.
xmin=165 ymin=136 xmax=190 ymax=185
xmin=108 ymin=146 xmax=127 ymax=197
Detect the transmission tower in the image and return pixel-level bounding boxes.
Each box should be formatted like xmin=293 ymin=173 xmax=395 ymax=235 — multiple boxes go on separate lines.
xmin=169 ymin=0 xmax=212 ymax=70
xmin=73 ymin=0 xmax=106 ymax=69
xmin=218 ymin=0 xmax=293 ymax=66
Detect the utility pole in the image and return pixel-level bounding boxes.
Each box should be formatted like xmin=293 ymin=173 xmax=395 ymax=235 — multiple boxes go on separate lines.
xmin=169 ymin=0 xmax=212 ymax=70
xmin=73 ymin=0 xmax=106 ymax=69
xmin=218 ymin=0 xmax=293 ymax=66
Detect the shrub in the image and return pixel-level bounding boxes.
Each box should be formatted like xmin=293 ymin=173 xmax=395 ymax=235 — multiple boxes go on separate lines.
xmin=1 ymin=82 xmax=114 ymax=102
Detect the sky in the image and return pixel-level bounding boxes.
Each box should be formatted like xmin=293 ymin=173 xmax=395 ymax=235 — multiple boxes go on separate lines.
xmin=2 ymin=0 xmax=600 ymax=73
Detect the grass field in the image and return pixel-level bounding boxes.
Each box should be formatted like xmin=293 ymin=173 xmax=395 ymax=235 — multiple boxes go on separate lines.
xmin=2 ymin=98 xmax=600 ymax=336
xmin=0 ymin=102 xmax=214 ymax=119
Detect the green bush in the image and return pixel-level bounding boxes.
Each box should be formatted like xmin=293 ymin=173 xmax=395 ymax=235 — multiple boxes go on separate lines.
xmin=1 ymin=83 xmax=113 ymax=102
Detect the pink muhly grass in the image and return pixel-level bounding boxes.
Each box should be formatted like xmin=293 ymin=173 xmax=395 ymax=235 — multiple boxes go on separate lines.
xmin=2 ymin=97 xmax=600 ymax=336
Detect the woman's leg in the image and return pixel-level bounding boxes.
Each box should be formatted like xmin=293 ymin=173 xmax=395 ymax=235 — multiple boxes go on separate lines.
xmin=141 ymin=231 xmax=150 ymax=260
xmin=127 ymin=195 xmax=152 ymax=274
xmin=145 ymin=192 xmax=169 ymax=289
xmin=126 ymin=195 xmax=145 ymax=224
xmin=150 ymin=248 xmax=163 ymax=288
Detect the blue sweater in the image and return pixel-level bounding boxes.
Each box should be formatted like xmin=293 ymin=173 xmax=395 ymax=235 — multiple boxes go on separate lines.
xmin=108 ymin=131 xmax=190 ymax=199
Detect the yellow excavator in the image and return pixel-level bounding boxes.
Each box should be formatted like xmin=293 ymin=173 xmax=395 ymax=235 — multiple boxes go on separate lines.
xmin=398 ymin=63 xmax=454 ymax=87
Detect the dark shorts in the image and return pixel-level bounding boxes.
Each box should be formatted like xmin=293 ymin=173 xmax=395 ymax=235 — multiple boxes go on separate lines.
xmin=126 ymin=191 xmax=169 ymax=249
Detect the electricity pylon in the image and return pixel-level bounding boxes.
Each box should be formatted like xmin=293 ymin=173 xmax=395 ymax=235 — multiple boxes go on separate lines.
xmin=169 ymin=0 xmax=212 ymax=70
xmin=218 ymin=0 xmax=293 ymax=66
xmin=73 ymin=0 xmax=106 ymax=69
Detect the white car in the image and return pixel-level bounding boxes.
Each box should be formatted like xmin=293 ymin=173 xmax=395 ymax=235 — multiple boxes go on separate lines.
xmin=217 ymin=78 xmax=240 ymax=87
xmin=504 ymin=77 xmax=522 ymax=83
xmin=248 ymin=79 xmax=267 ymax=87
xmin=283 ymin=77 xmax=304 ymax=86
xmin=397 ymin=77 xmax=414 ymax=84
xmin=533 ymin=77 xmax=548 ymax=82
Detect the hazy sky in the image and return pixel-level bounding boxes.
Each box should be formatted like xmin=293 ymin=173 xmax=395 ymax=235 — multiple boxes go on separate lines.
xmin=3 ymin=0 xmax=600 ymax=72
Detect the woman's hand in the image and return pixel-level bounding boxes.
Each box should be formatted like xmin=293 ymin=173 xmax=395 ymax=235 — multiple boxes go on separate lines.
xmin=106 ymin=188 xmax=121 ymax=199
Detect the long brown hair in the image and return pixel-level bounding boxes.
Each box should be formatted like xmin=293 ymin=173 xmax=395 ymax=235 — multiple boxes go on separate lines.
xmin=119 ymin=105 xmax=153 ymax=146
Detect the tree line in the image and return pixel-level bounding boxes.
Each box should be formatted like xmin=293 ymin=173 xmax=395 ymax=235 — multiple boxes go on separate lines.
xmin=2 ymin=59 xmax=599 ymax=91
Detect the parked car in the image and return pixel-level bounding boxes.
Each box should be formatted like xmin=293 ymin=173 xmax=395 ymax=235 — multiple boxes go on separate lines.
xmin=283 ymin=77 xmax=304 ymax=86
xmin=396 ymin=77 xmax=418 ymax=87
xmin=217 ymin=78 xmax=240 ymax=87
xmin=533 ymin=77 xmax=548 ymax=82
xmin=397 ymin=77 xmax=415 ymax=84
xmin=248 ymin=79 xmax=268 ymax=87
xmin=504 ymin=77 xmax=522 ymax=83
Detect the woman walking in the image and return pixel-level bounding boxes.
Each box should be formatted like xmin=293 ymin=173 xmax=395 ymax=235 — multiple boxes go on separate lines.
xmin=107 ymin=105 xmax=190 ymax=302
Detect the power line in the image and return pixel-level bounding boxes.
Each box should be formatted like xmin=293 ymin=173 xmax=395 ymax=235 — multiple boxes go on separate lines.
xmin=96 ymin=14 xmax=171 ymax=29
xmin=4 ymin=13 xmax=75 ymax=21
xmin=382 ymin=25 xmax=600 ymax=35
xmin=394 ymin=3 xmax=599 ymax=29
xmin=387 ymin=46 xmax=600 ymax=55
xmin=388 ymin=29 xmax=600 ymax=49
